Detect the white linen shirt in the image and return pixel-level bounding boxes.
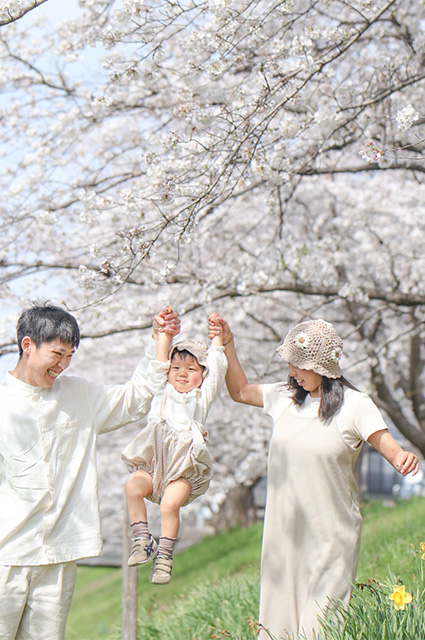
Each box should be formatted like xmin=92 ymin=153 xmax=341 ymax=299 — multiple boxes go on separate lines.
xmin=0 ymin=354 xmax=160 ymax=566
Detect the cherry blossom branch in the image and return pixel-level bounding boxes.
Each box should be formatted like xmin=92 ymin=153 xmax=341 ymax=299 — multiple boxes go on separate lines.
xmin=0 ymin=0 xmax=48 ymax=26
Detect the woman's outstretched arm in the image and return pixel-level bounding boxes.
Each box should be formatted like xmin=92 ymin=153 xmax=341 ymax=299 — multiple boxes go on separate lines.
xmin=368 ymin=429 xmax=419 ymax=476
xmin=208 ymin=312 xmax=263 ymax=407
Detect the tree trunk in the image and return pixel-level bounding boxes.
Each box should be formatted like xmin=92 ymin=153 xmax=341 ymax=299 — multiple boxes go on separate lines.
xmin=213 ymin=484 xmax=257 ymax=532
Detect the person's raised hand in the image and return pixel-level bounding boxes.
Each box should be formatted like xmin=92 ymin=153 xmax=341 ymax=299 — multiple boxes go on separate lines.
xmin=208 ymin=312 xmax=233 ymax=345
xmin=153 ymin=306 xmax=181 ymax=339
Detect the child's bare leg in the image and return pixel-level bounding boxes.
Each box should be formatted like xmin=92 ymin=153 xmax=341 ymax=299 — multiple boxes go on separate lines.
xmin=125 ymin=469 xmax=153 ymax=523
xmin=160 ymin=478 xmax=191 ymax=538
xmin=125 ymin=470 xmax=157 ymax=567
xmin=150 ymin=479 xmax=191 ymax=585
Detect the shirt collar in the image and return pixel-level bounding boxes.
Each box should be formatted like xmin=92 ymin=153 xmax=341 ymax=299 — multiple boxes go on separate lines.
xmin=166 ymin=382 xmax=201 ymax=402
xmin=4 ymin=371 xmax=45 ymax=394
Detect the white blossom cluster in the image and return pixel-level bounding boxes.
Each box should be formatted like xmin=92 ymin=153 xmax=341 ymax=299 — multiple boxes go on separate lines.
xmin=396 ymin=104 xmax=420 ymax=131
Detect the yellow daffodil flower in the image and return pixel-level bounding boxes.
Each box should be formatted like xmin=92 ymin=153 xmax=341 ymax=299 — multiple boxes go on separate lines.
xmin=420 ymin=542 xmax=425 ymax=560
xmin=388 ymin=585 xmax=413 ymax=611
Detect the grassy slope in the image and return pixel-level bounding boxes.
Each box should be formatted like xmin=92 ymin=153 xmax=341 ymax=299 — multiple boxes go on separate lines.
xmin=65 ymin=499 xmax=425 ymax=639
xmin=65 ymin=523 xmax=263 ymax=639
xmin=357 ymin=498 xmax=425 ymax=581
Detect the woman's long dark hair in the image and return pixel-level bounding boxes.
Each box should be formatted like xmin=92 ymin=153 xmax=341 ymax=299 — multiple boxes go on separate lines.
xmin=287 ymin=375 xmax=358 ymax=421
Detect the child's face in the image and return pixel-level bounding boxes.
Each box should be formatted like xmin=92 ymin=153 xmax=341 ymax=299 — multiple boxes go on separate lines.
xmin=168 ymin=353 xmax=204 ymax=393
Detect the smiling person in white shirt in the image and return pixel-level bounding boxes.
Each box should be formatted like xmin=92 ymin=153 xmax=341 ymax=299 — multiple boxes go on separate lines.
xmin=0 ymin=302 xmax=180 ymax=640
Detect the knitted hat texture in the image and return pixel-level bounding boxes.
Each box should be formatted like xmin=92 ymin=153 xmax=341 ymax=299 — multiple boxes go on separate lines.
xmin=170 ymin=339 xmax=208 ymax=370
xmin=276 ymin=319 xmax=343 ymax=379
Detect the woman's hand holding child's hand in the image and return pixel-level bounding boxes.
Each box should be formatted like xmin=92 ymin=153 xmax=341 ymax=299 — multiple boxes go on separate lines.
xmin=208 ymin=312 xmax=233 ymax=345
xmin=208 ymin=313 xmax=222 ymax=339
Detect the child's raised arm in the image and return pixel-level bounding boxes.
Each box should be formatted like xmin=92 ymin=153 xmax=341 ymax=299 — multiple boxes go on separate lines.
xmin=157 ymin=331 xmax=172 ymax=363
xmin=155 ymin=306 xmax=175 ymax=362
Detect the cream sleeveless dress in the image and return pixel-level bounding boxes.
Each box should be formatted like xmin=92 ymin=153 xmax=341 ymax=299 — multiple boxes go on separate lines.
xmin=259 ymin=385 xmax=388 ymax=640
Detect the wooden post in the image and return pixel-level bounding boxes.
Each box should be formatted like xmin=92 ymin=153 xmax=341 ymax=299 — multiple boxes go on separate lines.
xmin=121 ymin=500 xmax=138 ymax=640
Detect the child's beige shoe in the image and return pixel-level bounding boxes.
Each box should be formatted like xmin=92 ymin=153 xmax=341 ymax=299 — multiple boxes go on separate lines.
xmin=128 ymin=535 xmax=158 ymax=567
xmin=149 ymin=555 xmax=173 ymax=584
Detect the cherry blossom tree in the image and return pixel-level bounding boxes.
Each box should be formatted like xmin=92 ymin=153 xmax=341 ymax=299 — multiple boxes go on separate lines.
xmin=1 ymin=0 xmax=425 ymax=524
xmin=0 ymin=0 xmax=48 ymax=26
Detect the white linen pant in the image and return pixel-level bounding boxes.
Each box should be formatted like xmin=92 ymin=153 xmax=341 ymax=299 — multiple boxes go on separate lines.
xmin=0 ymin=562 xmax=77 ymax=640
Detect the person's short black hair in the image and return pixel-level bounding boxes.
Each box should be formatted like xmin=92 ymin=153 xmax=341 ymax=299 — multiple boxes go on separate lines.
xmin=16 ymin=302 xmax=80 ymax=358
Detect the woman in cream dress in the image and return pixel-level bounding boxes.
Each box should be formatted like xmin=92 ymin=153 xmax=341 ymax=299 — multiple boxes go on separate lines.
xmin=209 ymin=314 xmax=419 ymax=640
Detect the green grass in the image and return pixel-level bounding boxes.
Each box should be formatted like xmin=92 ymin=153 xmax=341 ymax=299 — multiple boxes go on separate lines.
xmin=357 ymin=498 xmax=425 ymax=582
xmin=65 ymin=523 xmax=263 ymax=639
xmin=65 ymin=498 xmax=425 ymax=640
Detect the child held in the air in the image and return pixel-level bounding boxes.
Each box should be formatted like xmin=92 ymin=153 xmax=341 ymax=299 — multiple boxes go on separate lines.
xmin=121 ymin=310 xmax=227 ymax=584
